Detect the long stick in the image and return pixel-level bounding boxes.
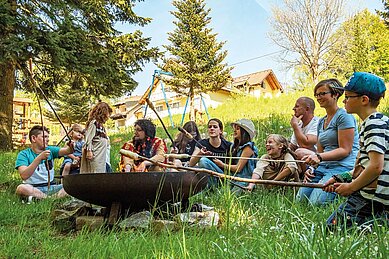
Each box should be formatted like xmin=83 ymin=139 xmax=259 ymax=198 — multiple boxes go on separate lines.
xmin=145 ymin=98 xmax=176 ymax=147
xmin=119 ymin=149 xmax=323 ymax=189
xmin=177 ymin=126 xmax=205 ymax=149
xmin=165 ymin=153 xmax=306 ymax=163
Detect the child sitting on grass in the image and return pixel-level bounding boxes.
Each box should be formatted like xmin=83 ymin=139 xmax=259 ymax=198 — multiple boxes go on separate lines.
xmin=246 ymin=134 xmax=301 ymax=191
xmin=60 ymin=123 xmax=85 ymax=176
xmin=323 ymin=72 xmax=388 ymax=230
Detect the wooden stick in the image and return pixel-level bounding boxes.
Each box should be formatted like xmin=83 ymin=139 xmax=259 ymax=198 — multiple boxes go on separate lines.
xmin=145 ymin=98 xmax=175 ymax=146
xmin=164 ymin=153 xmax=306 ymax=163
xmin=119 ymin=149 xmax=323 ymax=189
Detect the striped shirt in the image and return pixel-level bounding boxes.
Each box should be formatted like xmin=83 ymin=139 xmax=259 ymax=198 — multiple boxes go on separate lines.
xmin=358 ymin=112 xmax=389 ymax=205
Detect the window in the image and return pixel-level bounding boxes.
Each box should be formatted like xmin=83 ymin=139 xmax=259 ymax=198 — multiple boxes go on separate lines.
xmin=171 ymin=102 xmax=179 ymax=109
xmin=156 ymin=105 xmax=163 ymax=112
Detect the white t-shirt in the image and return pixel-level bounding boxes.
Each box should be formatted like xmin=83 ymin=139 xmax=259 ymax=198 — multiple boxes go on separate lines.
xmin=290 ymin=116 xmax=319 ymax=147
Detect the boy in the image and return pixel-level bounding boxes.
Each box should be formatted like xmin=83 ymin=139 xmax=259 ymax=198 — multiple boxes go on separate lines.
xmin=323 ymin=72 xmax=388 ymax=229
xmin=15 ymin=125 xmax=74 ymax=202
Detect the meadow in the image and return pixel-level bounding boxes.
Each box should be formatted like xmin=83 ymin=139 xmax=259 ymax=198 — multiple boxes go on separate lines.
xmin=1 ymin=87 xmax=388 ymax=258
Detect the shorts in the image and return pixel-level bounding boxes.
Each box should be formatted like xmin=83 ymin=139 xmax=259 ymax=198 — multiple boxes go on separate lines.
xmin=35 ymin=184 xmax=63 ymax=195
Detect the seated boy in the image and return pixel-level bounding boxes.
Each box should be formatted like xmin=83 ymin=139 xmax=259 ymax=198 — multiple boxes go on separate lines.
xmin=15 ymin=125 xmax=73 ymax=201
xmin=60 ymin=124 xmax=85 ymax=176
xmin=323 ymin=72 xmax=388 ymax=229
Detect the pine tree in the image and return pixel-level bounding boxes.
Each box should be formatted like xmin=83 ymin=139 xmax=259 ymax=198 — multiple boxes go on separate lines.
xmin=377 ymin=0 xmax=389 ymax=27
xmin=162 ymin=0 xmax=231 ymax=120
xmin=0 ymin=0 xmax=159 ymax=150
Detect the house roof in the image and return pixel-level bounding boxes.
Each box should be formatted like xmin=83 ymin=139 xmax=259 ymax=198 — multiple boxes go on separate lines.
xmin=232 ymin=69 xmax=283 ymax=91
xmin=113 ymin=95 xmax=142 ymax=106
xmin=13 ymin=97 xmax=33 ymax=104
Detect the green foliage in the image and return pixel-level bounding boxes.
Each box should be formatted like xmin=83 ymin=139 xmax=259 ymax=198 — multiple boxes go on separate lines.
xmin=0 ymin=0 xmax=160 ymax=150
xmin=377 ymin=0 xmax=389 ymax=26
xmin=327 ymin=9 xmax=389 ymax=81
xmin=161 ymin=0 xmax=232 ymax=117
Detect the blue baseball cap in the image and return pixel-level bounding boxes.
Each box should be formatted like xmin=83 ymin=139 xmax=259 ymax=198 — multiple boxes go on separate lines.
xmin=345 ymin=72 xmax=386 ymax=100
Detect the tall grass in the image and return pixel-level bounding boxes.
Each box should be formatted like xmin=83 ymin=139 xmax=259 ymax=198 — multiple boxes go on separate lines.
xmin=1 ymin=88 xmax=388 ymax=258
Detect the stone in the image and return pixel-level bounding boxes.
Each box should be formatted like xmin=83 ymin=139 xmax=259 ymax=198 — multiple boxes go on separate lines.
xmin=175 ymin=211 xmax=219 ymax=228
xmin=75 ymin=216 xmax=105 ymax=231
xmin=151 ymin=220 xmax=178 ymax=232
xmin=117 ymin=211 xmax=152 ymax=230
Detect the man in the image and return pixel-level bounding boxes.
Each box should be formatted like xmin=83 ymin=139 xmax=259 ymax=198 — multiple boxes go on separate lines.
xmin=15 ymin=125 xmax=73 ymax=202
xmin=289 ymin=97 xmax=319 ymax=158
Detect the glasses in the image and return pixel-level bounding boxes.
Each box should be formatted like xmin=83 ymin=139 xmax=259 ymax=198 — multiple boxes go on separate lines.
xmin=344 ymin=95 xmax=362 ymax=101
xmin=208 ymin=125 xmax=219 ymax=129
xmin=314 ymin=91 xmax=331 ymax=98
xmin=134 ymin=127 xmax=144 ymax=132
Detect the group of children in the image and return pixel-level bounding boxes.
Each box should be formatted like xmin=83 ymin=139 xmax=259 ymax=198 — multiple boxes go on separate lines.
xmin=15 ymin=72 xmax=388 ymax=230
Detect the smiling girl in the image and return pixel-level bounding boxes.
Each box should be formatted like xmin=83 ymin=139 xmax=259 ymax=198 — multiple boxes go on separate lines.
xmin=246 ymin=134 xmax=300 ymax=191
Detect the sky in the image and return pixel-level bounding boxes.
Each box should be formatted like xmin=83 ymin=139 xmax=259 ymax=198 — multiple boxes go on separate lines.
xmin=116 ymin=0 xmax=385 ymax=96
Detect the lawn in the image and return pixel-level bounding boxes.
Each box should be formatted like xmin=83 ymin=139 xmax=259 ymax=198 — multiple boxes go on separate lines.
xmin=1 ymin=89 xmax=388 ymax=258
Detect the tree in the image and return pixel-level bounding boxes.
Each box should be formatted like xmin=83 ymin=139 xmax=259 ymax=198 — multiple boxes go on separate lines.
xmin=327 ymin=9 xmax=389 ymax=81
xmin=269 ymin=0 xmax=345 ymax=84
xmin=377 ymin=0 xmax=389 ymax=27
xmin=43 ymin=84 xmax=92 ymax=127
xmin=0 ymin=0 xmax=159 ymax=150
xmin=161 ymin=0 xmax=231 ymax=120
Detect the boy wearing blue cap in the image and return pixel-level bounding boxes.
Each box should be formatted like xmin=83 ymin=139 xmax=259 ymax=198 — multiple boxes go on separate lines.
xmin=323 ymin=72 xmax=388 ymax=230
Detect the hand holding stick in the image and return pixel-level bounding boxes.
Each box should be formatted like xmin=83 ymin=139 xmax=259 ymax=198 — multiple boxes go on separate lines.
xmin=177 ymin=126 xmax=205 ymax=149
xmin=121 ymin=149 xmax=323 ymax=189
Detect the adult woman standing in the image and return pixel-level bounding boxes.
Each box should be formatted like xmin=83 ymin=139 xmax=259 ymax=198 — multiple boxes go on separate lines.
xmin=120 ymin=119 xmax=167 ymax=172
xmin=296 ymin=79 xmax=359 ymax=206
xmin=213 ymin=119 xmax=258 ymax=189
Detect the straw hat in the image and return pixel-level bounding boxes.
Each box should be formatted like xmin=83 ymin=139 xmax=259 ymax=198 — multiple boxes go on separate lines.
xmin=231 ymin=119 xmax=256 ymax=140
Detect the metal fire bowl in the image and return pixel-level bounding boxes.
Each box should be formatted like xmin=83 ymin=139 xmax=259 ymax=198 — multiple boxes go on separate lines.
xmin=63 ymin=171 xmax=208 ymax=210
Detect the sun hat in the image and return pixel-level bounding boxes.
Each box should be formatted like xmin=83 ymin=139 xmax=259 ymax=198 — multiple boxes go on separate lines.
xmin=344 ymin=72 xmax=386 ymax=100
xmin=231 ymin=119 xmax=256 ymax=140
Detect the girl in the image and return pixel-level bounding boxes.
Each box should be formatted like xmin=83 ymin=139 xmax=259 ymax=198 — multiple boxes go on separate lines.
xmin=246 ymin=134 xmax=301 ymax=191
xmin=120 ymin=119 xmax=167 ymax=172
xmin=296 ymin=79 xmax=359 ymax=206
xmin=188 ymin=118 xmax=233 ymax=187
xmin=171 ymin=121 xmax=201 ymax=167
xmin=213 ymin=119 xmax=258 ymax=189
xmin=80 ymin=101 xmax=112 ymax=174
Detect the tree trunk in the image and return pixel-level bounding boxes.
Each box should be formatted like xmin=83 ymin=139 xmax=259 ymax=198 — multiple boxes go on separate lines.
xmin=0 ymin=61 xmax=16 ymax=151
xmin=189 ymin=93 xmax=195 ymax=121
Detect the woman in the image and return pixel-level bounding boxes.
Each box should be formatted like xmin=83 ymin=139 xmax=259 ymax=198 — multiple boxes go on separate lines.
xmin=171 ymin=121 xmax=201 ymax=167
xmin=80 ymin=102 xmax=112 ymax=174
xmin=120 ymin=119 xmax=167 ymax=172
xmin=296 ymin=79 xmax=359 ymax=206
xmin=246 ymin=134 xmax=301 ymax=191
xmin=189 ymin=118 xmax=233 ymax=187
xmin=213 ymin=119 xmax=258 ymax=189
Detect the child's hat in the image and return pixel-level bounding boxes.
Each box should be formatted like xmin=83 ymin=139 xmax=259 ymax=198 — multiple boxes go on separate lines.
xmin=344 ymin=72 xmax=386 ymax=100
xmin=231 ymin=119 xmax=256 ymax=140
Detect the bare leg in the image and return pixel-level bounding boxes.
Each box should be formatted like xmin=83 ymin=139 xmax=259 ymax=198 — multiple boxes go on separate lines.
xmin=61 ymin=163 xmax=71 ymax=184
xmin=15 ymin=184 xmax=47 ymax=199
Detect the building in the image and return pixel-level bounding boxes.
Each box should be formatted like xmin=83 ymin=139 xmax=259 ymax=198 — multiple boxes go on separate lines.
xmin=112 ymin=69 xmax=283 ymax=128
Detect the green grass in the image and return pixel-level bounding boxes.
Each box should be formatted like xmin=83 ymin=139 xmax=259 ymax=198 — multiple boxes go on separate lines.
xmin=1 ymin=90 xmax=388 ymax=258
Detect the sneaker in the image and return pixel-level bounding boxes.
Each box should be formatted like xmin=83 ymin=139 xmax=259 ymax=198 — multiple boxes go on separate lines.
xmin=21 ymin=196 xmax=40 ymax=204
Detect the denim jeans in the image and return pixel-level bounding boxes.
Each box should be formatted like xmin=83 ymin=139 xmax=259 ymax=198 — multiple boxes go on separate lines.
xmin=326 ymin=192 xmax=389 ymax=230
xmin=296 ymin=167 xmax=341 ymax=206
xmin=36 ymin=184 xmax=63 ymax=195
xmin=198 ymin=157 xmax=224 ymax=188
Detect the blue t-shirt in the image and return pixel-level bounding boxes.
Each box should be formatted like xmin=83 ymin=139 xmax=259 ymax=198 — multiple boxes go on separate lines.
xmin=15 ymin=146 xmax=61 ymax=185
xmin=317 ymin=108 xmax=359 ymax=170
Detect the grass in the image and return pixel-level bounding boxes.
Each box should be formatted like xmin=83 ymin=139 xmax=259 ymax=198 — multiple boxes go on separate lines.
xmin=1 ymin=89 xmax=388 ymax=258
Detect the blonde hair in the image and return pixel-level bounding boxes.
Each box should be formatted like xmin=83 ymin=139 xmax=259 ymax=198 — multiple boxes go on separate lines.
xmin=267 ymin=134 xmax=289 ymax=154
